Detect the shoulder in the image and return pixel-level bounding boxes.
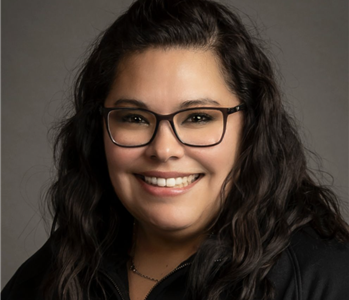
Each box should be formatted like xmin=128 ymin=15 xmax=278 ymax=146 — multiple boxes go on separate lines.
xmin=269 ymin=226 xmax=349 ymax=300
xmin=1 ymin=238 xmax=54 ymax=300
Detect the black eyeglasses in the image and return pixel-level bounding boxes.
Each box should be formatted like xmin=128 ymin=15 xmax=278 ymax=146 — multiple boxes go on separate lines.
xmin=101 ymin=104 xmax=245 ymax=147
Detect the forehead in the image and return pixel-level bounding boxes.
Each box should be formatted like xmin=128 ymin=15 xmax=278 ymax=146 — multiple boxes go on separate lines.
xmin=105 ymin=48 xmax=238 ymax=111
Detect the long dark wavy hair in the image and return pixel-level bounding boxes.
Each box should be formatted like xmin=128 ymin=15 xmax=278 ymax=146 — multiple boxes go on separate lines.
xmin=43 ymin=0 xmax=349 ymax=299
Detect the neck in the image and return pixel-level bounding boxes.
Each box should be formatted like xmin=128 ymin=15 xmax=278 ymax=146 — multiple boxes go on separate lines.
xmin=131 ymin=221 xmax=207 ymax=268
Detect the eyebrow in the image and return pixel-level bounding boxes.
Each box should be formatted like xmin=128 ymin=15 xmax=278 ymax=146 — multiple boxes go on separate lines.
xmin=113 ymin=98 xmax=148 ymax=109
xmin=179 ymin=98 xmax=220 ymax=109
xmin=112 ymin=97 xmax=220 ymax=109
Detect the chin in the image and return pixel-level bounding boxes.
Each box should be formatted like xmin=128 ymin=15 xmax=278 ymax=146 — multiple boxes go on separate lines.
xmin=145 ymin=210 xmax=198 ymax=232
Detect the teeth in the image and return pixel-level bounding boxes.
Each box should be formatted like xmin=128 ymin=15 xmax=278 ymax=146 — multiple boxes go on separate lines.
xmin=166 ymin=178 xmax=176 ymax=187
xmin=143 ymin=174 xmax=200 ymax=188
xmin=175 ymin=177 xmax=182 ymax=185
xmin=157 ymin=178 xmax=166 ymax=187
xmin=151 ymin=177 xmax=157 ymax=185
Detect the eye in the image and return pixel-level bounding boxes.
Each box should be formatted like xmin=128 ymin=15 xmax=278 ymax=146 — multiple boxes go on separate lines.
xmin=121 ymin=114 xmax=150 ymax=124
xmin=184 ymin=113 xmax=213 ymax=124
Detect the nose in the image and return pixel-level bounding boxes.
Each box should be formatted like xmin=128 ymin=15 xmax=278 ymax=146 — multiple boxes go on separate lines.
xmin=144 ymin=121 xmax=185 ymax=162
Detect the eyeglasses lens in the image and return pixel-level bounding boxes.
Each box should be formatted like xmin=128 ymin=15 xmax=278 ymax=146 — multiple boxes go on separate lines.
xmin=107 ymin=108 xmax=224 ymax=147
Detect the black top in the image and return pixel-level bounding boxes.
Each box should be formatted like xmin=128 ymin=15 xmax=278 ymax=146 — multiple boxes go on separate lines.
xmin=2 ymin=226 xmax=349 ymax=300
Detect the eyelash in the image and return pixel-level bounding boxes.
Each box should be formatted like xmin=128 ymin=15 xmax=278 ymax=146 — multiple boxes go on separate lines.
xmin=121 ymin=114 xmax=149 ymax=124
xmin=183 ymin=113 xmax=214 ymax=123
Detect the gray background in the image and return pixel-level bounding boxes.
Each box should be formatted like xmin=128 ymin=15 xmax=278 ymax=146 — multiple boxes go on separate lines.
xmin=2 ymin=0 xmax=348 ymax=288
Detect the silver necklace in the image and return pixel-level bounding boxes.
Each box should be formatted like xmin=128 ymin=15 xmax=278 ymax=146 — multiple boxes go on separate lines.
xmin=129 ymin=259 xmax=159 ymax=282
xmin=129 ymin=221 xmax=159 ymax=282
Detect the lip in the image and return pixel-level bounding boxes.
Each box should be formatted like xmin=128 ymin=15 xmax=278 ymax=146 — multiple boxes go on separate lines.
xmin=134 ymin=172 xmax=203 ymax=197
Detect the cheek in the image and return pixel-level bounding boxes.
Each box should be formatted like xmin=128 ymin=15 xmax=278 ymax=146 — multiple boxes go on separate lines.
xmin=191 ymin=128 xmax=240 ymax=180
xmin=103 ymin=135 xmax=145 ymax=211
xmin=103 ymin=131 xmax=142 ymax=180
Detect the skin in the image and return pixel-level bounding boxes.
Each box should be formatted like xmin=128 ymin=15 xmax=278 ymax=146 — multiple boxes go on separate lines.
xmin=103 ymin=48 xmax=243 ymax=299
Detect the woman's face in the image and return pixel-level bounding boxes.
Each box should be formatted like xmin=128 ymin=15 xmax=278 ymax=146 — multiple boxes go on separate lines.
xmin=104 ymin=48 xmax=243 ymax=236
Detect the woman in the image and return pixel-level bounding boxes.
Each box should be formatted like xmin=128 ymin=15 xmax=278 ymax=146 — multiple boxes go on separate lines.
xmin=2 ymin=0 xmax=349 ymax=299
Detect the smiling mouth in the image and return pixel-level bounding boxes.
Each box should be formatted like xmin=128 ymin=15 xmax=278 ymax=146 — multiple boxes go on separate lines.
xmin=137 ymin=174 xmax=202 ymax=188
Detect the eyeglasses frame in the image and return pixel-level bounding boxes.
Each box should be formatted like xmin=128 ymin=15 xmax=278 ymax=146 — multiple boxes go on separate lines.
xmin=100 ymin=104 xmax=246 ymax=148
